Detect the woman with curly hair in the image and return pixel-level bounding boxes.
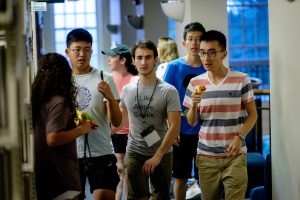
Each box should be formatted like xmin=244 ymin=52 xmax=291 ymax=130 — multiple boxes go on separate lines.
xmin=32 ymin=53 xmax=93 ymax=200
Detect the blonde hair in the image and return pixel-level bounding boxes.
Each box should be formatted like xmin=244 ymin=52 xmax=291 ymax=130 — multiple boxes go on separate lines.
xmin=157 ymin=37 xmax=179 ymax=63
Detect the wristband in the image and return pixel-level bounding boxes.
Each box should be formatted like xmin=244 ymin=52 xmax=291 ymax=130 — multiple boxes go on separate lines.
xmin=236 ymin=131 xmax=246 ymax=141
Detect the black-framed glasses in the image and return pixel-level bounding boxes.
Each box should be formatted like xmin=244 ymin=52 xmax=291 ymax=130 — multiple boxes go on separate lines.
xmin=69 ymin=48 xmax=93 ymax=55
xmin=198 ymin=50 xmax=224 ymax=58
xmin=186 ymin=36 xmax=201 ymax=43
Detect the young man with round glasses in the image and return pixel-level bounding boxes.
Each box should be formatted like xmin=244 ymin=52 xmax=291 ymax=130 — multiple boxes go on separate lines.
xmin=65 ymin=28 xmax=122 ymax=200
xmin=183 ymin=30 xmax=258 ymax=200
xmin=163 ymin=22 xmax=206 ymax=200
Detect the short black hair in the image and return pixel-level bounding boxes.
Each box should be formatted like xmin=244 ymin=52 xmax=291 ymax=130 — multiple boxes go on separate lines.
xmin=131 ymin=39 xmax=158 ymax=59
xmin=183 ymin=22 xmax=206 ymax=40
xmin=200 ymin=30 xmax=227 ymax=50
xmin=66 ymin=28 xmax=93 ymax=48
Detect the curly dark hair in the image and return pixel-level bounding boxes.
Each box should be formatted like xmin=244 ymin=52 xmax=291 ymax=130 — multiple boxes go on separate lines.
xmin=31 ymin=53 xmax=77 ymax=127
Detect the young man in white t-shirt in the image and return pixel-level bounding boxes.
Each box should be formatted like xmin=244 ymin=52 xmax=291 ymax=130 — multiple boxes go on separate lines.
xmin=65 ymin=28 xmax=122 ymax=200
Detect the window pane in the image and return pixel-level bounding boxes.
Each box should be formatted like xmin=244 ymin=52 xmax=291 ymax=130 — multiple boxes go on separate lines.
xmin=92 ymin=42 xmax=98 ymax=55
xmin=54 ymin=14 xmax=65 ymax=28
xmin=229 ymin=27 xmax=243 ymax=45
xmin=244 ymin=7 xmax=256 ymax=26
xmin=90 ymin=55 xmax=98 ymax=68
xmin=86 ymin=14 xmax=96 ymax=27
xmin=257 ymin=25 xmax=268 ymax=45
xmin=86 ymin=0 xmax=96 ymax=13
xmin=55 ymin=30 xmax=66 ymax=43
xmin=228 ymin=6 xmax=242 ymax=26
xmin=257 ymin=0 xmax=268 ymax=3
xmin=75 ymin=1 xmax=85 ymax=13
xmin=227 ymin=0 xmax=242 ymax=5
xmin=76 ymin=14 xmax=86 ymax=27
xmin=65 ymin=14 xmax=76 ymax=28
xmin=245 ymin=26 xmax=255 ymax=45
xmin=65 ymin=1 xmax=75 ymax=14
xmin=257 ymin=6 xmax=268 ymax=26
xmin=245 ymin=47 xmax=255 ymax=59
xmin=168 ymin=19 xmax=176 ymax=39
xmin=245 ymin=0 xmax=259 ymax=4
xmin=257 ymin=47 xmax=269 ymax=59
xmin=87 ymin=29 xmax=97 ymax=41
xmin=230 ymin=48 xmax=243 ymax=60
xmin=54 ymin=3 xmax=64 ymax=14
xmin=55 ymin=42 xmax=66 ymax=55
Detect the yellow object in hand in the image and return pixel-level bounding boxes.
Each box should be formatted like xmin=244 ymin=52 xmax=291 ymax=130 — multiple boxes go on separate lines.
xmin=74 ymin=110 xmax=97 ymax=128
xmin=196 ymin=85 xmax=206 ymax=95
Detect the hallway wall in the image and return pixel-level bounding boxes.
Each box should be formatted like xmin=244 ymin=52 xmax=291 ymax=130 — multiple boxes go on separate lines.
xmin=173 ymin=0 xmax=228 ymax=65
xmin=269 ymin=1 xmax=300 ymax=199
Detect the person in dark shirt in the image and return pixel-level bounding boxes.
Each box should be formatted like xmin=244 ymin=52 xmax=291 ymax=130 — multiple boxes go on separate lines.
xmin=32 ymin=53 xmax=92 ymax=200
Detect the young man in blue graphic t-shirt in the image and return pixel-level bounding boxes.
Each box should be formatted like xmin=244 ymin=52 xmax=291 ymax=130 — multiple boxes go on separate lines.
xmin=164 ymin=22 xmax=206 ymax=200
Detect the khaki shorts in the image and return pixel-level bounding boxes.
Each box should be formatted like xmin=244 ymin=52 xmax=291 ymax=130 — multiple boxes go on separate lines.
xmin=196 ymin=154 xmax=248 ymax=200
xmin=125 ymin=152 xmax=173 ymax=200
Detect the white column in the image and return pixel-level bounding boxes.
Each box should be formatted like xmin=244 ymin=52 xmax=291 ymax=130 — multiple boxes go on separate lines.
xmin=174 ymin=0 xmax=228 ymax=64
xmin=269 ymin=1 xmax=300 ymax=199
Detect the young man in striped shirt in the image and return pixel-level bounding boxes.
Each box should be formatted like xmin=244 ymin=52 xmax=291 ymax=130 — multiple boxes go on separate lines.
xmin=183 ymin=30 xmax=258 ymax=200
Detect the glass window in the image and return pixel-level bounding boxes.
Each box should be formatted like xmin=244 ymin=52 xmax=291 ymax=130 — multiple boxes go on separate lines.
xmin=65 ymin=1 xmax=75 ymax=14
xmin=245 ymin=27 xmax=255 ymax=45
xmin=86 ymin=0 xmax=96 ymax=13
xmin=55 ymin=30 xmax=66 ymax=43
xmin=168 ymin=19 xmax=176 ymax=40
xmin=230 ymin=48 xmax=243 ymax=60
xmin=257 ymin=25 xmax=268 ymax=45
xmin=76 ymin=14 xmax=86 ymax=27
xmin=55 ymin=42 xmax=66 ymax=56
xmin=257 ymin=47 xmax=269 ymax=59
xmin=229 ymin=27 xmax=243 ymax=45
xmin=75 ymin=1 xmax=85 ymax=13
xmin=54 ymin=14 xmax=65 ymax=28
xmin=86 ymin=14 xmax=96 ymax=27
xmin=244 ymin=7 xmax=256 ymax=26
xmin=228 ymin=6 xmax=243 ymax=26
xmin=65 ymin=14 xmax=76 ymax=28
xmin=227 ymin=0 xmax=269 ymax=90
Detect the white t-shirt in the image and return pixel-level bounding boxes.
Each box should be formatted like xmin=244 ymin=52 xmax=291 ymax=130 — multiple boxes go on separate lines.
xmin=156 ymin=62 xmax=169 ymax=80
xmin=74 ymin=68 xmax=120 ymax=158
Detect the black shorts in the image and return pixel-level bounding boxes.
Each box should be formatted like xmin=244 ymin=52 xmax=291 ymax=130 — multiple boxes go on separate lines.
xmin=172 ymin=134 xmax=199 ymax=179
xmin=111 ymin=134 xmax=128 ymax=153
xmin=78 ymin=155 xmax=119 ymax=198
